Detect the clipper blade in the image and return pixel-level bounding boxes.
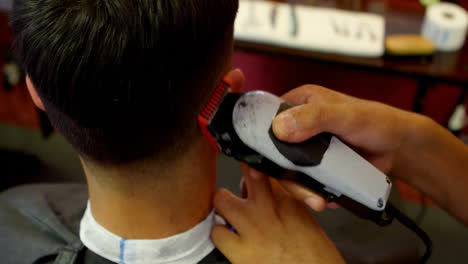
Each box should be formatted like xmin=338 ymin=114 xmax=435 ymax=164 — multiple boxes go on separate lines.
xmin=197 ymin=80 xmax=231 ymax=152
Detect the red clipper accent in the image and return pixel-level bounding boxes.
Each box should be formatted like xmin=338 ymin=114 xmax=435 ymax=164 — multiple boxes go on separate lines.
xmin=197 ymin=79 xmax=231 ymax=152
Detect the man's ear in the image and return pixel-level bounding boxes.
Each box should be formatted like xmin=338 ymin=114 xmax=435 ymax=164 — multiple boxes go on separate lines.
xmin=26 ymin=76 xmax=45 ymax=111
xmin=224 ymin=69 xmax=245 ymax=93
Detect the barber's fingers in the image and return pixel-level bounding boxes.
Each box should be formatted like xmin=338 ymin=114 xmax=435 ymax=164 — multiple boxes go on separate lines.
xmin=239 ymin=164 xmax=249 ymax=198
xmin=243 ymin=167 xmax=276 ymax=207
xmin=214 ymin=173 xmax=278 ymax=239
xmin=281 ymin=84 xmax=350 ymax=106
xmin=279 ymin=180 xmax=327 ymax=212
xmin=224 ymin=69 xmax=245 ymax=93
xmin=274 ymin=85 xmax=368 ymax=143
xmin=272 ymin=102 xmax=363 ymax=143
xmin=211 ymin=225 xmax=242 ymax=258
xmin=240 ymin=163 xmax=273 ymax=204
xmin=213 ymin=188 xmax=250 ymax=233
xmin=273 ymin=103 xmax=327 ymax=143
xmin=241 ymin=163 xmax=332 ymax=212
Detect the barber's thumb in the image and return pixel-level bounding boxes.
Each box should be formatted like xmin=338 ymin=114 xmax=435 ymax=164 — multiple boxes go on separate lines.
xmin=272 ymin=104 xmax=323 ymax=143
xmin=279 ymin=180 xmax=327 ymax=212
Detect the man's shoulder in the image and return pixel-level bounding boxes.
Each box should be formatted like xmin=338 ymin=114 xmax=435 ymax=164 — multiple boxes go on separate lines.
xmin=198 ymin=248 xmax=230 ymax=264
xmin=0 ymin=184 xmax=88 ymax=263
xmin=0 ymin=184 xmax=231 ymax=264
xmin=81 ymin=247 xmax=230 ymax=264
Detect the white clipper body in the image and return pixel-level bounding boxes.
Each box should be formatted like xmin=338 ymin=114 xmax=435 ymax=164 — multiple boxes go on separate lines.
xmin=232 ymin=91 xmax=392 ymax=212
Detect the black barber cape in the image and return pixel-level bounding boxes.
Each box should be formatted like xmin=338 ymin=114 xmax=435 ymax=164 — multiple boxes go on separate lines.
xmin=0 ymin=184 xmax=229 ymax=264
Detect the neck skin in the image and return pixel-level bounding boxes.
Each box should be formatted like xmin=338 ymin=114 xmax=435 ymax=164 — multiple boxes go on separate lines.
xmin=81 ymin=138 xmax=218 ymax=239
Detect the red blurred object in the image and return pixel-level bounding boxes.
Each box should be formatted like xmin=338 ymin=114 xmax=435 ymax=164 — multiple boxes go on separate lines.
xmin=0 ymin=12 xmax=40 ymax=129
xmin=384 ymin=0 xmax=425 ymax=12
xmin=0 ymin=80 xmax=40 ymax=129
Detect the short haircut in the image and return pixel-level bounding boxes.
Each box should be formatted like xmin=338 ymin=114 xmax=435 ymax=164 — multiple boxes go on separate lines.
xmin=11 ymin=0 xmax=238 ymax=164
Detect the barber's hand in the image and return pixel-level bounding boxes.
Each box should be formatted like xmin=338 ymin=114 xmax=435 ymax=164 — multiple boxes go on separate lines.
xmin=211 ymin=167 xmax=345 ymax=264
xmin=272 ymin=85 xmax=418 ymax=209
xmin=240 ymin=171 xmax=337 ymax=213
xmin=273 ymin=85 xmax=414 ymax=172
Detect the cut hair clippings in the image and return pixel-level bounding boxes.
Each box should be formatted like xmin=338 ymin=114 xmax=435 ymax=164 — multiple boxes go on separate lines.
xmin=198 ymin=80 xmax=433 ymax=264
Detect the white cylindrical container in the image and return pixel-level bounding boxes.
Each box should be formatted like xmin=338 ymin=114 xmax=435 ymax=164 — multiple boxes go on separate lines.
xmin=421 ymin=2 xmax=468 ymax=52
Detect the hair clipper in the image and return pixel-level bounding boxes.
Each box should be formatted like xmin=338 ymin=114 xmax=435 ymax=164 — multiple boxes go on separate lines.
xmin=198 ymin=80 xmax=395 ymax=225
xmin=198 ymin=80 xmax=432 ymax=262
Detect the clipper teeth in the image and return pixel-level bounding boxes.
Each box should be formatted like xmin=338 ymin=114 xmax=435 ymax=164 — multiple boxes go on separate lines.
xmin=200 ymin=80 xmax=230 ymax=121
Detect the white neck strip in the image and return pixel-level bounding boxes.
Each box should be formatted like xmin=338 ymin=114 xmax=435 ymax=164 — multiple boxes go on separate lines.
xmin=80 ymin=203 xmax=219 ymax=264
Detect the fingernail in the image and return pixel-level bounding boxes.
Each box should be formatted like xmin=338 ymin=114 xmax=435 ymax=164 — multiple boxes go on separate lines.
xmin=275 ymin=113 xmax=297 ymax=138
xmin=304 ymin=197 xmax=317 ymax=209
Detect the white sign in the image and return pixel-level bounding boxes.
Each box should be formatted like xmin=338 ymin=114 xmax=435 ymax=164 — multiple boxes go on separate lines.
xmin=235 ymin=1 xmax=386 ymax=57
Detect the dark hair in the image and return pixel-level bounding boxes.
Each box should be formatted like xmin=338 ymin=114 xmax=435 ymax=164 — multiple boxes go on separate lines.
xmin=11 ymin=0 xmax=238 ymax=164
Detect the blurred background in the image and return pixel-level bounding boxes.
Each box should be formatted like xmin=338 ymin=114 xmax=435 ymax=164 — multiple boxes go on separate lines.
xmin=0 ymin=0 xmax=467 ymax=263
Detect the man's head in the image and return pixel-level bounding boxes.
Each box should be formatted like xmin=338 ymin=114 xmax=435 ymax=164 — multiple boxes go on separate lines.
xmin=12 ymin=0 xmax=239 ymax=165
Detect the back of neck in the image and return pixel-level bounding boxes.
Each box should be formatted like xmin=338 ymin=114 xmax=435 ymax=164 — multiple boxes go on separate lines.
xmin=82 ymin=139 xmax=218 ymax=239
